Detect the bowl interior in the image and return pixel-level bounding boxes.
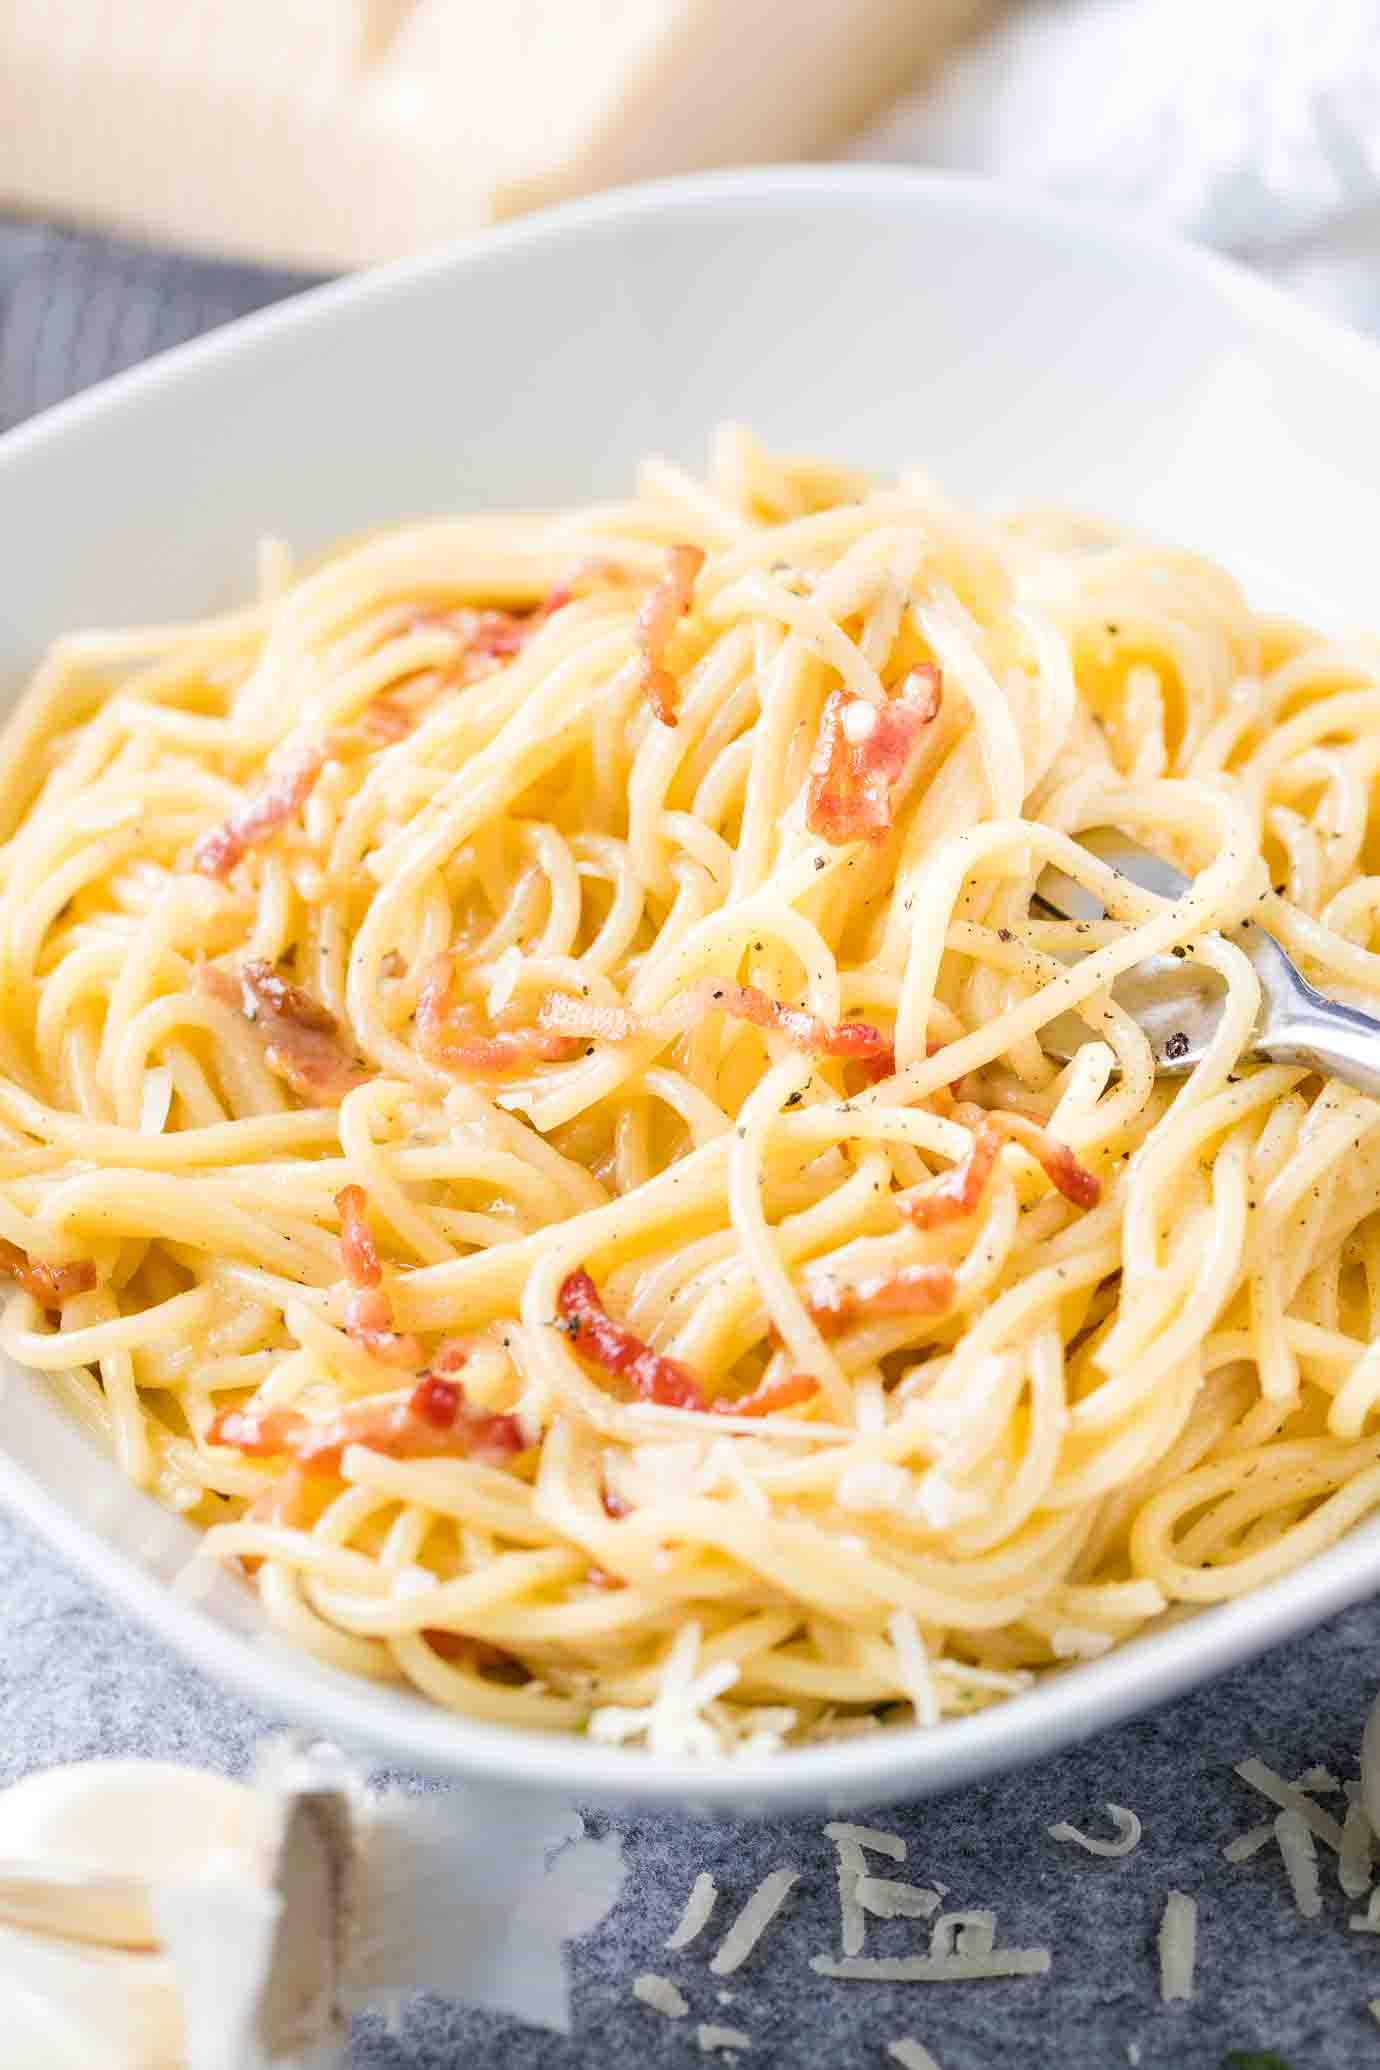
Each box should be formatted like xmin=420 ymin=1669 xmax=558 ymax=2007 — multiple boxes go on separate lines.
xmin=4 ymin=167 xmax=1380 ymax=1810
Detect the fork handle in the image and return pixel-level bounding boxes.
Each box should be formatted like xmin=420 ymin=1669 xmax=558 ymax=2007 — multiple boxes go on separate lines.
xmin=1259 ymin=997 xmax=1380 ymax=1099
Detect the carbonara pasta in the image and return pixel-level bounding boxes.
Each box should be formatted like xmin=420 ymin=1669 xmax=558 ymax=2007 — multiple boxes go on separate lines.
xmin=3 ymin=425 xmax=1380 ymax=1754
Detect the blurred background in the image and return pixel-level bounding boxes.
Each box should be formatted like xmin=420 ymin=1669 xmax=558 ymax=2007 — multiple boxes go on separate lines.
xmin=3 ymin=0 xmax=1379 ymax=428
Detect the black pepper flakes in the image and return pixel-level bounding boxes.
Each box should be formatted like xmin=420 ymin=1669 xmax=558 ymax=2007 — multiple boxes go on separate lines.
xmin=1164 ymin=1031 xmax=1191 ymax=1061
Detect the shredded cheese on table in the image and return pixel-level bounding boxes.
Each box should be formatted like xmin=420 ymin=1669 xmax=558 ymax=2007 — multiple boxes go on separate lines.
xmin=1274 ymin=1808 xmax=1321 ymax=1919
xmin=1047 ymin=1804 xmax=1142 ymax=1858
xmin=888 ymin=2043 xmax=943 ymax=2070
xmin=632 ymin=1974 xmax=689 ymax=2019
xmin=1157 ymin=1891 xmax=1196 ymax=2003
xmin=709 ymin=1869 xmax=800 ymax=1977
xmin=667 ymin=1870 xmax=720 ymax=1951
xmin=696 ymin=2024 xmax=752 ymax=2055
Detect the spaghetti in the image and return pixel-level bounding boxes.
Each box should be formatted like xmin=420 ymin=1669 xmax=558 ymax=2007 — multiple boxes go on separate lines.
xmin=3 ymin=425 xmax=1380 ymax=1752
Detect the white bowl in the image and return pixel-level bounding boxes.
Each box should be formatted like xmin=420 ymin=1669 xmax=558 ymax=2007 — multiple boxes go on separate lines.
xmin=5 ymin=167 xmax=1380 ymax=1815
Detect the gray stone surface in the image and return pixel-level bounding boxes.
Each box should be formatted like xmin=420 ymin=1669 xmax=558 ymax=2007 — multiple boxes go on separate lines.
xmin=3 ymin=213 xmax=1380 ymax=2070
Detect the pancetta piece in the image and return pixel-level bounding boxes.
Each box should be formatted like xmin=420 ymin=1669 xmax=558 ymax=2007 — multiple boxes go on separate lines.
xmin=806 ymin=665 xmax=942 ymax=845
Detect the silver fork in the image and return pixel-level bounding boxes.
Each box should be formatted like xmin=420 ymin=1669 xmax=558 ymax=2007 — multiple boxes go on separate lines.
xmin=1033 ymin=827 xmax=1380 ymax=1096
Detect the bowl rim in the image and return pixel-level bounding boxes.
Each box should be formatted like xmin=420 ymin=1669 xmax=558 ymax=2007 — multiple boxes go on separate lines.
xmin=6 ymin=162 xmax=1380 ymax=1809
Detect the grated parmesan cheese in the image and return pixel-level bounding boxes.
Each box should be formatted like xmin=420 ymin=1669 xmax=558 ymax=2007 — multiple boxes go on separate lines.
xmin=1048 ymin=1804 xmax=1142 ymax=1858
xmin=833 ymin=1458 xmax=980 ymax=1531
xmin=1235 ymin=1759 xmax=1344 ymax=1852
xmin=697 ymin=2024 xmax=752 ymax=2054
xmin=666 ymin=1871 xmax=718 ymax=1951
xmin=1222 ymin=1755 xmax=1355 ymax=1870
xmin=139 ymin=1064 xmax=174 ymax=1136
xmin=709 ymin=1868 xmax=799 ymax=1977
xmin=841 ymin=697 xmax=879 ymax=745
xmin=1157 ymin=1891 xmax=1196 ymax=2003
xmin=825 ymin=1821 xmax=907 ymax=1859
xmin=1340 ymin=1785 xmax=1374 ymax=1899
xmin=932 ymin=1912 xmax=996 ymax=1959
xmin=590 ymin=1623 xmax=740 ymax=1759
xmin=815 ymin=1906 xmax=1049 ymax=1984
xmin=887 ymin=1610 xmax=939 ymax=1729
xmin=935 ymin=1660 xmax=1035 ymax=1697
xmin=633 ymin=1974 xmax=689 ymax=2019
xmin=1274 ymin=1809 xmax=1321 ymax=1918
xmin=1223 ymin=1823 xmax=1274 ymax=1864
xmin=1049 ymin=1627 xmax=1116 ymax=1661
xmin=888 ymin=2043 xmax=942 ymax=2070
xmin=711 ymin=1705 xmax=800 ymax=1762
xmin=811 ymin=1948 xmax=1051 ymax=1982
xmin=825 ymin=1821 xmax=906 ymax=1959
xmin=855 ymin=1876 xmax=941 ymax=1920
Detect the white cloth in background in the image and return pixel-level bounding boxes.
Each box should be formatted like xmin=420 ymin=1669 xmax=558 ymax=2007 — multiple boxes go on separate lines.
xmin=853 ymin=0 xmax=1380 ymax=334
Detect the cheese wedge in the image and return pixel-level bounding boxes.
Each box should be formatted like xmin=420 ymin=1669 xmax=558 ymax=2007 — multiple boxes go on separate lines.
xmin=0 ymin=0 xmax=998 ymax=270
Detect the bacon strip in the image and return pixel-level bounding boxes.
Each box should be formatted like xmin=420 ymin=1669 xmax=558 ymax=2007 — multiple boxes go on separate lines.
xmin=901 ymin=1113 xmax=1100 ymax=1230
xmin=334 ymin=1184 xmax=423 ymax=1368
xmin=538 ymin=980 xmax=890 ymax=1063
xmin=705 ymin=982 xmax=888 ymax=1060
xmin=402 ymin=601 xmax=560 ymax=689
xmin=855 ymin=1049 xmax=897 ymax=1086
xmin=336 ymin=1182 xmax=382 ymax=1288
xmin=0 ymin=1237 xmax=96 ymax=1310
xmin=806 ymin=665 xmax=942 ymax=846
xmin=851 ymin=1036 xmax=952 ymax=1091
xmin=208 ymin=1371 xmax=525 ymax=1474
xmin=459 ymin=608 xmax=530 ymax=659
xmin=556 ymin=1268 xmax=705 ymax=1411
xmin=203 ymin=961 xmax=370 ymax=1106
xmin=537 ymin=995 xmax=643 ymax=1044
xmin=416 ymin=954 xmax=583 ymax=1076
xmin=193 ymin=743 xmax=329 ymax=880
xmin=804 ymin=1264 xmax=956 ymax=1338
xmin=361 ymin=695 xmax=415 ymax=743
xmin=345 ymin=1283 xmax=423 ymax=1367
xmin=636 ymin=543 xmax=705 ymax=726
xmin=710 ymin=1372 xmax=819 ymax=1418
xmin=557 ymin=1275 xmax=817 ymax=1421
